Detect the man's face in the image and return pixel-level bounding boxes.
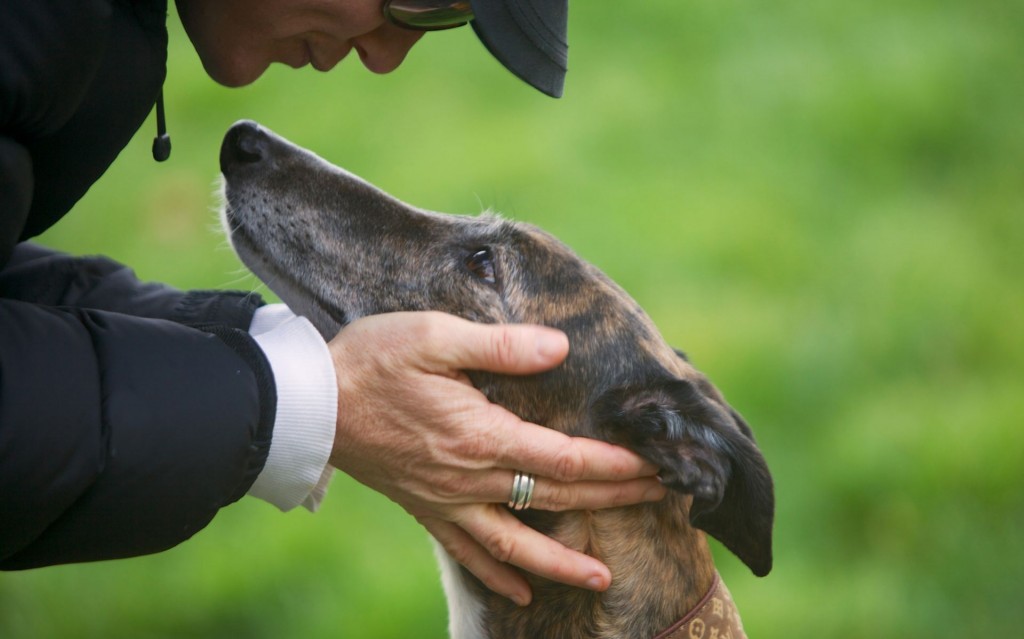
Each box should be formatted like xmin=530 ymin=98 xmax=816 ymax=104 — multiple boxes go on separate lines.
xmin=175 ymin=0 xmax=425 ymax=87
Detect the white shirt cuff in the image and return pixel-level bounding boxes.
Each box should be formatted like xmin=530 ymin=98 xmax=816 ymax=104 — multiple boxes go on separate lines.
xmin=247 ymin=304 xmax=337 ymax=512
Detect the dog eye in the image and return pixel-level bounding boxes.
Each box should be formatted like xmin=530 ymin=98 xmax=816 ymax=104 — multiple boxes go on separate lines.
xmin=465 ymin=248 xmax=496 ymax=285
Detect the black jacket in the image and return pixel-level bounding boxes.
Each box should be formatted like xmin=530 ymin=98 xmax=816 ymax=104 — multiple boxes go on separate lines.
xmin=1 ymin=0 xmax=277 ymax=568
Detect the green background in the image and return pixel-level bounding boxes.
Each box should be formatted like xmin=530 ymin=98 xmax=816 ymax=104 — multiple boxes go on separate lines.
xmin=3 ymin=0 xmax=1022 ymax=636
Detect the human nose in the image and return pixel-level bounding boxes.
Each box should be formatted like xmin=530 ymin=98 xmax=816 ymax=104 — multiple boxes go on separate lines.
xmin=352 ymin=23 xmax=425 ymax=74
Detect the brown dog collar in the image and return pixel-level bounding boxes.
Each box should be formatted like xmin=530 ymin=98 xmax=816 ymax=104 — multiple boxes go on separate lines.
xmin=652 ymin=572 xmax=746 ymax=639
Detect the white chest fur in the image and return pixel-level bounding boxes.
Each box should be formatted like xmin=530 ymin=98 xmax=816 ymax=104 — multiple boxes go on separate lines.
xmin=434 ymin=541 xmax=487 ymax=639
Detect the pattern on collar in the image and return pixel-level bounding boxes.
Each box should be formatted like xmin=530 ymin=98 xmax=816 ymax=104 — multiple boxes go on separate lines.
xmin=652 ymin=573 xmax=746 ymax=639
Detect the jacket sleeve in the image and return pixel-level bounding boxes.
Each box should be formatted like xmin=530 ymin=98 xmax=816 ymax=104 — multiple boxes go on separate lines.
xmin=0 ymin=245 xmax=276 ymax=569
xmin=0 ymin=243 xmax=263 ymax=330
xmin=0 ymin=136 xmax=32 ymax=267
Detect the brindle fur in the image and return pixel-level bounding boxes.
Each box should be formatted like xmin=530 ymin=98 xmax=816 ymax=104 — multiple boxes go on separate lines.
xmin=220 ymin=121 xmax=774 ymax=639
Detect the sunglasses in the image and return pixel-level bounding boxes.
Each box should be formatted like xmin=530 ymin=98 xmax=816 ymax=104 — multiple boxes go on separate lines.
xmin=383 ymin=0 xmax=474 ymax=32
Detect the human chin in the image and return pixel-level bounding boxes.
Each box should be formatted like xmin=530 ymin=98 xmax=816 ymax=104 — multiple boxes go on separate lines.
xmin=199 ymin=49 xmax=269 ymax=88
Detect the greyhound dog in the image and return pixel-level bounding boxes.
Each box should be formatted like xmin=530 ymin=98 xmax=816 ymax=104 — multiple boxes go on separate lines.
xmin=219 ymin=121 xmax=774 ymax=639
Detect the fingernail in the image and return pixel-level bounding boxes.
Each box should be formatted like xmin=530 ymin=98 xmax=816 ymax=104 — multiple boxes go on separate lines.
xmin=512 ymin=591 xmax=532 ymax=607
xmin=535 ymin=330 xmax=568 ymax=359
xmin=644 ymin=483 xmax=668 ymax=501
xmin=585 ymin=574 xmax=608 ymax=591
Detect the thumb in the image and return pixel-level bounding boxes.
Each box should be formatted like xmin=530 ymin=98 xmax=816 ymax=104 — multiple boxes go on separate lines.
xmin=431 ymin=316 xmax=568 ymax=375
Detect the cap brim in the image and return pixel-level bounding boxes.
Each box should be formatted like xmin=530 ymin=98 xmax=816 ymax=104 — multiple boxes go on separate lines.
xmin=470 ymin=1 xmax=568 ymax=98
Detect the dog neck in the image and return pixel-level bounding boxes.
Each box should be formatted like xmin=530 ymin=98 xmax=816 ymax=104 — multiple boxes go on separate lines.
xmin=451 ymin=494 xmax=727 ymax=639
xmin=567 ymin=498 xmax=724 ymax=638
xmin=653 ymin=572 xmax=746 ymax=639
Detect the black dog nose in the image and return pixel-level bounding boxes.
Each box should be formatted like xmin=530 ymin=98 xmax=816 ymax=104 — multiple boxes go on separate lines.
xmin=220 ymin=120 xmax=268 ymax=174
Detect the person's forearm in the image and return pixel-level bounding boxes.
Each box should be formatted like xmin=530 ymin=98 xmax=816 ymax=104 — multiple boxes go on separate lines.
xmin=0 ymin=301 xmax=273 ymax=569
xmin=0 ymin=243 xmax=264 ymax=329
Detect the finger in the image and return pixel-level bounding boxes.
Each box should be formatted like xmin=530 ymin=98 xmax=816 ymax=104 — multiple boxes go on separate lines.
xmin=419 ymin=516 xmax=533 ymax=607
xmin=470 ymin=470 xmax=665 ymax=510
xmin=528 ymin=476 xmax=667 ymax=512
xmin=496 ymin=423 xmax=660 ymax=481
xmin=407 ymin=465 xmax=667 ymax=512
xmin=415 ymin=313 xmax=569 ymax=375
xmin=458 ymin=506 xmax=612 ymax=592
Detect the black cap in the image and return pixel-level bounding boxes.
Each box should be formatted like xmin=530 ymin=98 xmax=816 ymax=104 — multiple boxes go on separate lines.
xmin=470 ymin=0 xmax=569 ymax=98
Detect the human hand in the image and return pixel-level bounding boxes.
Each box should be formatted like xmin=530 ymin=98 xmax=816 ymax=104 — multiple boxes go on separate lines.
xmin=326 ymin=311 xmax=665 ymax=606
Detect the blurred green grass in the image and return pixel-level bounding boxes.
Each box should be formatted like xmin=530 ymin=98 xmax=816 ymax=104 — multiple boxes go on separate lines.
xmin=3 ymin=0 xmax=1022 ymax=637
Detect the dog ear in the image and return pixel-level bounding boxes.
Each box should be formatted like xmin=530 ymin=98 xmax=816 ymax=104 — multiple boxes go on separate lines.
xmin=592 ymin=377 xmax=774 ymax=576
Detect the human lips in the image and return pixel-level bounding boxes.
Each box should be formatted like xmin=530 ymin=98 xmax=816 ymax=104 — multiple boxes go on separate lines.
xmin=276 ymin=37 xmax=339 ymax=71
xmin=305 ymin=37 xmax=352 ymax=72
xmin=279 ymin=39 xmax=311 ymax=69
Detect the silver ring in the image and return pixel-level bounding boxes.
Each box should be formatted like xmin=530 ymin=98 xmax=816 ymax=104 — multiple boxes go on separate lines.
xmin=507 ymin=471 xmax=535 ymax=511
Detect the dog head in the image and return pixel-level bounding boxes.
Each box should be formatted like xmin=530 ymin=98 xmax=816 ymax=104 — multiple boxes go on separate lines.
xmin=220 ymin=120 xmax=774 ymax=576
